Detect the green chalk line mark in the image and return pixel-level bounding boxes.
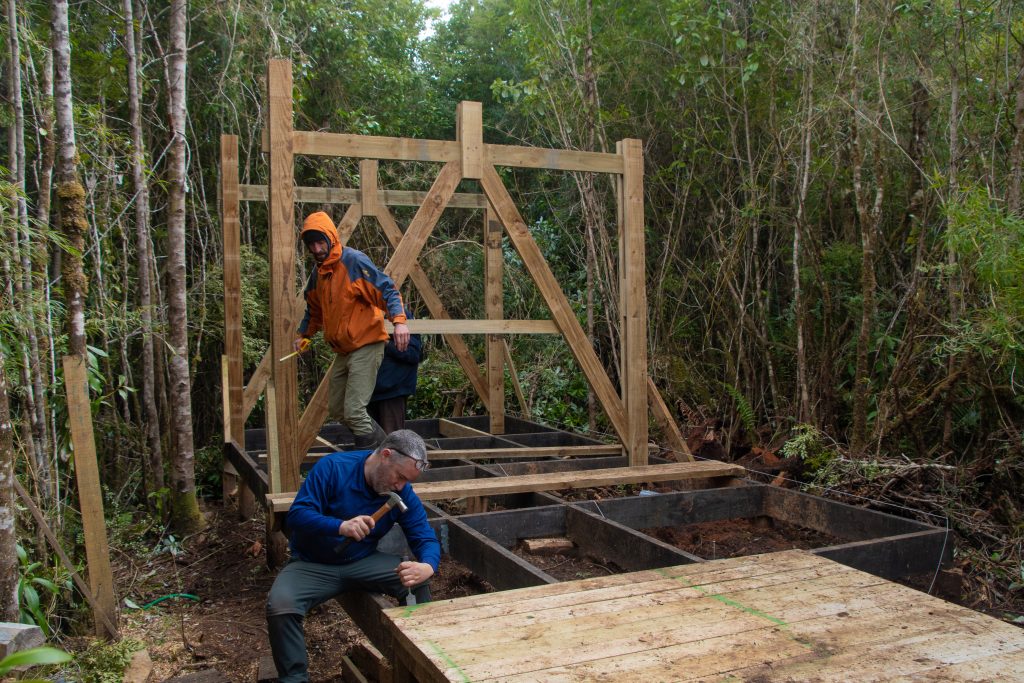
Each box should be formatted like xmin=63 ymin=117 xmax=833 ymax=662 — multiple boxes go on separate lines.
xmin=401 ymin=602 xmax=428 ymax=618
xmin=655 ymin=567 xmax=812 ymax=649
xmin=428 ymin=640 xmax=472 ymax=682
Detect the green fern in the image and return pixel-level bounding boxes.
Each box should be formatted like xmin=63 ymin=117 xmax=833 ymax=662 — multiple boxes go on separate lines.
xmin=720 ymin=382 xmax=756 ymax=436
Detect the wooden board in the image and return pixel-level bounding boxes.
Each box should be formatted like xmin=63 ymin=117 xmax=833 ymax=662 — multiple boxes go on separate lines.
xmin=63 ymin=355 xmax=119 ymax=638
xmin=383 ymin=319 xmax=557 ymax=335
xmin=240 ymin=184 xmax=490 ymax=209
xmin=266 ymin=59 xmax=300 ymax=492
xmin=383 ymin=550 xmax=1024 ymax=682
xmin=267 ymin=461 xmax=741 ymax=513
xmin=485 ymin=204 xmax=504 ymax=434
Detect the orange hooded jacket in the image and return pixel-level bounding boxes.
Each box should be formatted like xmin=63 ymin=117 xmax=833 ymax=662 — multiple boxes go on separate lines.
xmin=297 ymin=212 xmax=407 ymax=354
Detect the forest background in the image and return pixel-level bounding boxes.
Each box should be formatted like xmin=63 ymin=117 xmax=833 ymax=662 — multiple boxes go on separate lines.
xmin=1 ymin=0 xmax=1023 ymax=649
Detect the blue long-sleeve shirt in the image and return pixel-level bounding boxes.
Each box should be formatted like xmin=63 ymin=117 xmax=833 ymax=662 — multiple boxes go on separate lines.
xmin=286 ymin=451 xmax=440 ymax=570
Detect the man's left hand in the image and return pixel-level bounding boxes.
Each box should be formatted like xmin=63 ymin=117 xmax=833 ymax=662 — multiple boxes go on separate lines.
xmin=395 ymin=560 xmax=433 ymax=587
xmin=392 ymin=322 xmax=410 ymax=352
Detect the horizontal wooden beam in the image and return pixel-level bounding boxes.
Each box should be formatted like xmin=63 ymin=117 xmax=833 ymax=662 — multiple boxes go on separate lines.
xmin=428 ymin=444 xmax=627 ymax=461
xmin=262 ymin=130 xmax=623 ymax=173
xmin=385 ymin=319 xmax=558 ymax=335
xmin=266 ymin=461 xmax=742 ymax=512
xmin=438 ymin=419 xmax=492 ymax=438
xmin=413 ymin=461 xmax=743 ymax=500
xmin=240 ymin=184 xmax=489 ymax=209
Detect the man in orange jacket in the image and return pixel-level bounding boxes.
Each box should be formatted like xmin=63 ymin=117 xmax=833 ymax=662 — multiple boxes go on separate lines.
xmin=294 ymin=211 xmax=410 ymax=449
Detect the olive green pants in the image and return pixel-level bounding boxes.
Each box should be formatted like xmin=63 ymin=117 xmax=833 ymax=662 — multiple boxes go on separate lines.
xmin=327 ymin=342 xmax=384 ymax=436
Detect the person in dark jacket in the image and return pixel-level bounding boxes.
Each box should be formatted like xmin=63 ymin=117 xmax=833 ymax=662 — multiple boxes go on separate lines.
xmin=368 ymin=307 xmax=423 ymax=433
xmin=265 ymin=429 xmax=437 ymax=682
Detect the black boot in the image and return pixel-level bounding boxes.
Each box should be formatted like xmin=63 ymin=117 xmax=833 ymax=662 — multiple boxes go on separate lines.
xmin=352 ymin=420 xmax=386 ymax=450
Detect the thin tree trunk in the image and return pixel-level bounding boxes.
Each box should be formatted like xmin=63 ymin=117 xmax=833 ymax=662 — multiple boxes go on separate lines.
xmin=166 ymin=0 xmax=204 ymax=533
xmin=793 ymin=8 xmax=817 ymax=424
xmin=123 ymin=0 xmax=164 ymax=502
xmin=943 ymin=11 xmax=963 ymax=449
xmin=0 ymin=346 xmax=17 ymax=622
xmin=51 ymin=0 xmax=88 ymax=358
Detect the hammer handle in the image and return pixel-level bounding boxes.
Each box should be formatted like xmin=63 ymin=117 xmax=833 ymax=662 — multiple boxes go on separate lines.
xmin=334 ymin=500 xmax=395 ymax=555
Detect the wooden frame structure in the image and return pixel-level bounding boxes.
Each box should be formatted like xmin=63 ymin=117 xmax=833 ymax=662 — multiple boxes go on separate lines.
xmin=221 ymin=58 xmax=692 ymax=502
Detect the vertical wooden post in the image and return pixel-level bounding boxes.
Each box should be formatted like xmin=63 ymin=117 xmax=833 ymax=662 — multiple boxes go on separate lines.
xmin=360 ymin=159 xmax=378 ymax=217
xmin=220 ymin=134 xmax=254 ymax=518
xmin=485 ymin=203 xmax=505 ymax=434
xmin=63 ymin=355 xmax=118 ymax=639
xmin=619 ymin=139 xmax=649 ymax=466
xmin=456 ymin=101 xmax=483 ymax=180
xmin=267 ymin=59 xmax=300 ymax=493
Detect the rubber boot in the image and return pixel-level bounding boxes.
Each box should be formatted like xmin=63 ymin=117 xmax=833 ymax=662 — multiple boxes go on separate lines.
xmin=352 ymin=420 xmax=386 ymax=450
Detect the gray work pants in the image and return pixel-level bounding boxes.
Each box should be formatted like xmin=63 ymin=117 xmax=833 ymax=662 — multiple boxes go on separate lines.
xmin=266 ymin=552 xmax=431 ymax=683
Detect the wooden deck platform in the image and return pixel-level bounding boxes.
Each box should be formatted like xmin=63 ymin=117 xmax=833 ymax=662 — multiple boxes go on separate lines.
xmin=383 ymin=550 xmax=1024 ymax=682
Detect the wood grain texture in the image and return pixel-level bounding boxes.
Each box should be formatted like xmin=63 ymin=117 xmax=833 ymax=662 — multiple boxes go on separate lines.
xmin=383 ymin=319 xmax=557 ymax=334
xmin=619 ymin=139 xmax=649 ymax=466
xmin=481 ymin=164 xmax=628 ymax=441
xmin=63 ymin=355 xmax=119 ymax=638
xmin=485 ymin=204 xmax=505 ymax=433
xmin=360 ymin=159 xmax=378 ymax=217
xmin=267 ymin=60 xmax=300 ymax=493
xmin=221 ymin=135 xmax=245 ymax=450
xmin=383 ymin=550 xmax=1024 ymax=682
xmin=240 ymin=184 xmax=489 ymax=209
xmin=457 ymin=101 xmax=483 ymax=179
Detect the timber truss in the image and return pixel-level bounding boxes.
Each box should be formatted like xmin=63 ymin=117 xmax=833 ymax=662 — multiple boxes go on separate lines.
xmin=220 ymin=58 xmax=691 ymax=501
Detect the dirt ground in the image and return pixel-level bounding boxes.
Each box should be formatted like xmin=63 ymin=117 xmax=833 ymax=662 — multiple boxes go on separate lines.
xmin=642 ymin=517 xmax=845 ymax=560
xmin=104 ymin=502 xmax=491 ymax=682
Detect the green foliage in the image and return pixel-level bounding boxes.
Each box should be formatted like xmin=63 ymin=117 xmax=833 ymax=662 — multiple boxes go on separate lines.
xmin=782 ymin=424 xmax=839 ymax=488
xmin=70 ymin=638 xmax=144 ymax=683
xmin=721 ymin=383 xmax=756 ymax=438
xmin=0 ymin=647 xmax=72 ymax=678
xmin=16 ymin=544 xmax=72 ymax=638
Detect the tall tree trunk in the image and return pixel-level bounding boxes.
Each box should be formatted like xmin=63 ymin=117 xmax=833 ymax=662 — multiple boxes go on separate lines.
xmin=9 ymin=0 xmax=52 ymax=497
xmin=942 ymin=11 xmax=963 ymax=450
xmin=0 ymin=346 xmax=17 ymax=622
xmin=166 ymin=0 xmax=204 ymax=533
xmin=51 ymin=0 xmax=88 ymax=358
xmin=123 ymin=0 xmax=164 ymax=503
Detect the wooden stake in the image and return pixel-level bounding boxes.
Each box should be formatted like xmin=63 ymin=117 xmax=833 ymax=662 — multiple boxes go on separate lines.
xmin=63 ymin=355 xmax=118 ymax=639
xmin=502 ymin=340 xmax=530 ymax=416
xmin=267 ymin=59 xmax=300 ymax=492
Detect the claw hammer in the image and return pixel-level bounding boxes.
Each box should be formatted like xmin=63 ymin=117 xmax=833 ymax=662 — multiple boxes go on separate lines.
xmin=334 ymin=491 xmax=408 ymax=555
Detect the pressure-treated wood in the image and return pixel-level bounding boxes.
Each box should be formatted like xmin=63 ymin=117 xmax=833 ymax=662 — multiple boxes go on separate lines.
xmin=268 ymin=461 xmax=741 ymax=513
xmin=266 ymin=59 xmax=301 ymax=493
xmin=376 ymin=205 xmax=490 ymax=405
xmin=221 ymin=135 xmax=245 ymax=447
xmin=437 ymin=418 xmax=491 ymax=439
xmin=383 ymin=550 xmax=1024 ymax=682
xmin=481 ymin=165 xmax=628 ymax=441
xmin=618 ymin=139 xmax=649 ymax=466
xmin=266 ymin=129 xmax=623 ymax=173
xmin=240 ymin=184 xmax=489 ymax=209
xmin=646 ymin=377 xmax=693 ymax=461
xmin=63 ymin=355 xmax=119 ymax=639
xmin=384 ymin=319 xmax=557 ymax=334
xmin=503 ymin=341 xmax=530 ymax=415
xmin=385 ymin=161 xmax=461 ymax=289
xmin=457 ymin=101 xmax=483 ymax=179
xmin=360 ymin=159 xmax=378 ymax=217
xmin=485 ymin=203 xmax=505 ymax=433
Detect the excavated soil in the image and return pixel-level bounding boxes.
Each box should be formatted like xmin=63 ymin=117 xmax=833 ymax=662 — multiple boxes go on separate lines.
xmin=105 ymin=502 xmax=491 ymax=682
xmin=642 ymin=517 xmax=845 ymax=560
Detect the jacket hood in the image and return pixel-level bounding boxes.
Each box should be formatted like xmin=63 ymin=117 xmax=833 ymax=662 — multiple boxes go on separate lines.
xmin=301 ymin=211 xmax=342 ymax=271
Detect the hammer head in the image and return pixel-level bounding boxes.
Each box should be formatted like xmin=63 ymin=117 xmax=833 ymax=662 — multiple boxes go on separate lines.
xmin=387 ymin=491 xmax=409 ymax=514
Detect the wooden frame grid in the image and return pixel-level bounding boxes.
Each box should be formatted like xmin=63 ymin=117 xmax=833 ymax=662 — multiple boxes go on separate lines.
xmin=220 ymin=58 xmax=695 ymax=501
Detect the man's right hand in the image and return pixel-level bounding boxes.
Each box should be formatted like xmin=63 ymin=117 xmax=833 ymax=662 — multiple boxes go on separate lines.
xmin=293 ymin=337 xmax=311 ymax=354
xmin=339 ymin=515 xmax=375 ymax=541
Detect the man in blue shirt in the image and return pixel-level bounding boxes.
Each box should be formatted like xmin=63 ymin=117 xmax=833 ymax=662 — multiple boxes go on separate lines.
xmin=266 ymin=430 xmax=439 ymax=682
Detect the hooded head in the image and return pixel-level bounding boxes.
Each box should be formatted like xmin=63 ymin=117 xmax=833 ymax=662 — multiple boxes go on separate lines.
xmin=300 ymin=211 xmax=342 ymax=267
